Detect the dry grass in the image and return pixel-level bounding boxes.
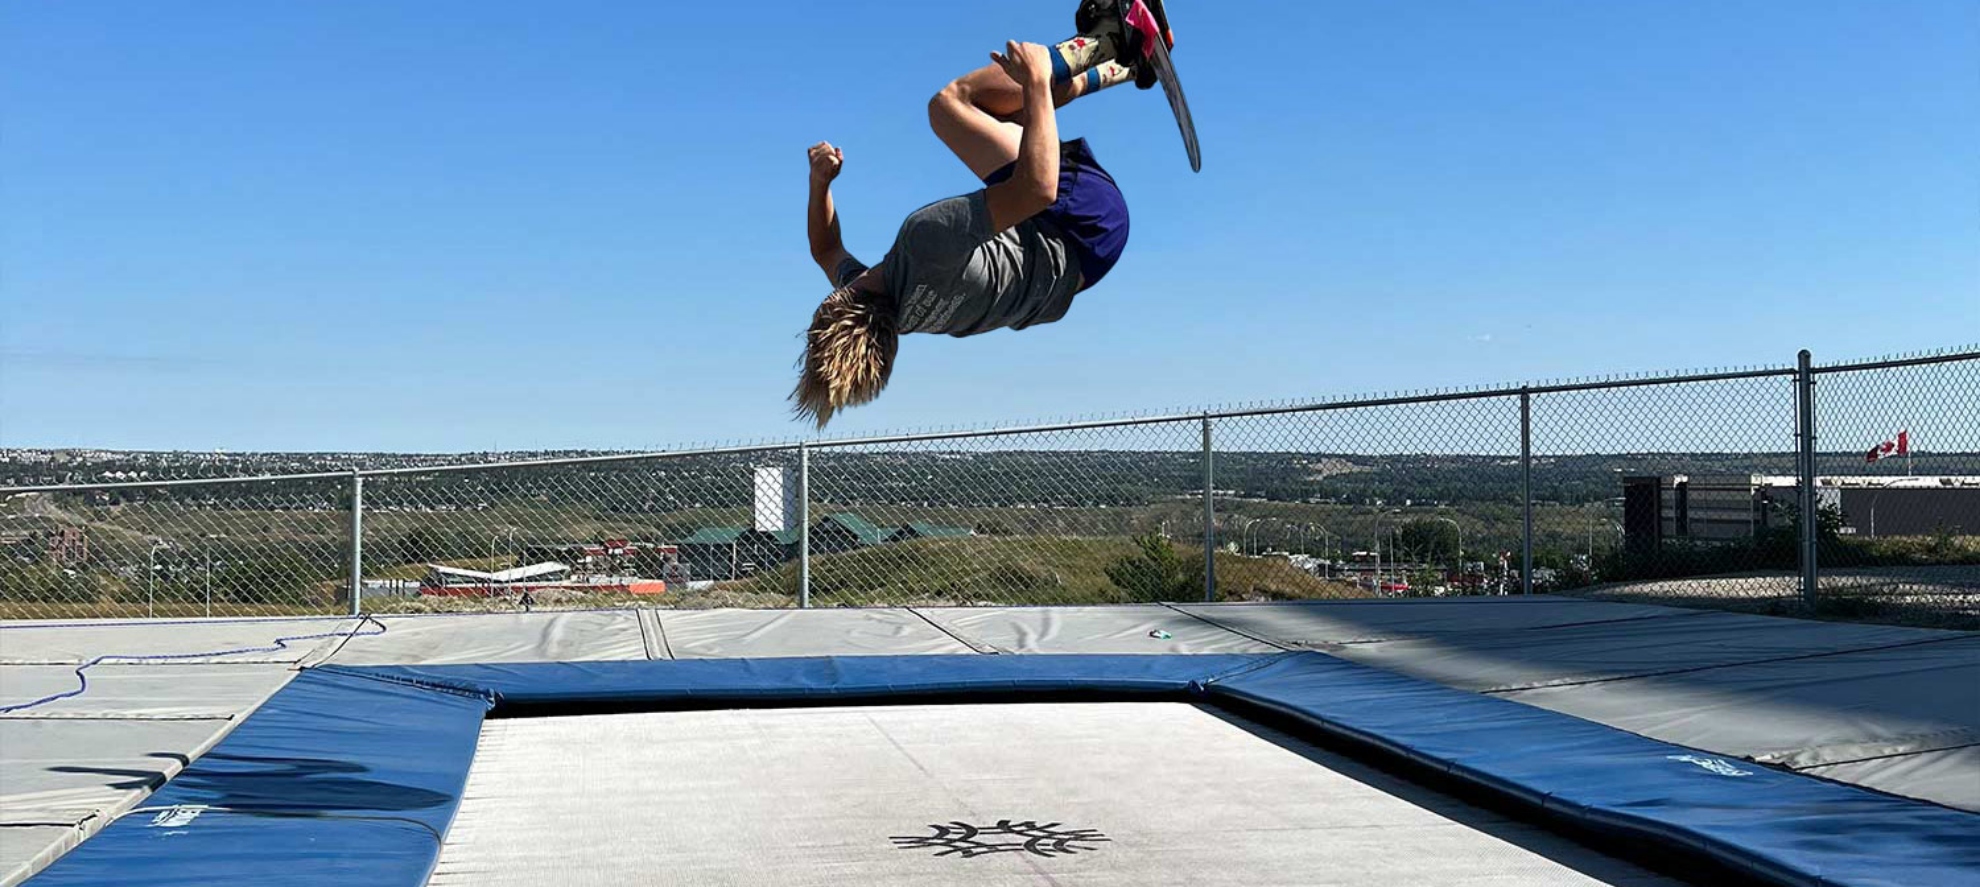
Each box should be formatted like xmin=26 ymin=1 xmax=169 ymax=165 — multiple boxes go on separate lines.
xmin=722 ymin=535 xmax=1361 ymax=607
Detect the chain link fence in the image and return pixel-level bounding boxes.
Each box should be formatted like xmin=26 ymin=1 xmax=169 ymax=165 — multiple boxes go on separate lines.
xmin=5 ymin=348 xmax=1976 ymax=628
xmin=1804 ymin=354 xmax=1980 ymax=628
xmin=1528 ymin=370 xmax=1805 ymax=611
xmin=0 ymin=473 xmax=353 ymax=619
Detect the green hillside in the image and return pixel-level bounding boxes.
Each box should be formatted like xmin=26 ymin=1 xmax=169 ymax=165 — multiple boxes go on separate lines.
xmin=718 ymin=534 xmax=1363 ymax=607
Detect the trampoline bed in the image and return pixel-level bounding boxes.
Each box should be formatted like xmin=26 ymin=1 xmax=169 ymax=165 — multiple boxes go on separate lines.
xmin=433 ymin=702 xmax=1677 ymax=886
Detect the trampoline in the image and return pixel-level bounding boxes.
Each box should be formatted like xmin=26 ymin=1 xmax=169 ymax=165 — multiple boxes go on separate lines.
xmin=433 ymin=702 xmax=1680 ymax=886
xmin=18 ymin=651 xmax=1980 ymax=887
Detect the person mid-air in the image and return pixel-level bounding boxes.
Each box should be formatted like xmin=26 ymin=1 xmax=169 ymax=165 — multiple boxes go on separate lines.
xmin=793 ymin=0 xmax=1176 ymax=427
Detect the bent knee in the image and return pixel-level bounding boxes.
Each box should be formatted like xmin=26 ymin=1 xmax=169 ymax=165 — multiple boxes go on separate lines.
xmin=927 ymin=80 xmax=969 ymax=126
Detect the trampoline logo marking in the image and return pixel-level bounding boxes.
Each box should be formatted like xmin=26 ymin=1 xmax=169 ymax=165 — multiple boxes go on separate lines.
xmin=891 ymin=819 xmax=1110 ymax=859
xmin=1667 ymin=754 xmax=1753 ymax=777
xmin=148 ymin=806 xmax=207 ymax=828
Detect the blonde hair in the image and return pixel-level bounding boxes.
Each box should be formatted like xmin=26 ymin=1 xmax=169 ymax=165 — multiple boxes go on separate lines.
xmin=791 ymin=286 xmax=898 ymax=428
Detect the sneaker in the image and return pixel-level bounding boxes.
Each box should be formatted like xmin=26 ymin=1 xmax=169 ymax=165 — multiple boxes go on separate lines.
xmin=1074 ymin=0 xmax=1115 ymax=39
xmin=1072 ymin=0 xmax=1172 ymax=90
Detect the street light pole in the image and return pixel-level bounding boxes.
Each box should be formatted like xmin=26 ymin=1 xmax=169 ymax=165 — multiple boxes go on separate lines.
xmin=1249 ymin=517 xmax=1289 ymax=556
xmin=1373 ymin=525 xmax=1384 ymax=593
xmin=1864 ymin=479 xmax=1926 ymax=539
xmin=1302 ymin=523 xmax=1333 ymax=578
xmin=1434 ymin=517 xmax=1463 ymax=578
xmin=1235 ymin=517 xmax=1260 ymax=556
xmin=487 ymin=526 xmax=519 ymax=596
xmin=200 ymin=534 xmax=225 ymax=618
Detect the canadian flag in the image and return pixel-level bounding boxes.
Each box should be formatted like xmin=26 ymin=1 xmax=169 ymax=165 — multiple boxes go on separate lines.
xmin=1866 ymin=430 xmax=1910 ymax=463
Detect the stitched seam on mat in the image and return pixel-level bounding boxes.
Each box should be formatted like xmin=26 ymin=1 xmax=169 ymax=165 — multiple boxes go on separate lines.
xmin=1792 ymin=739 xmax=1980 ymax=771
xmin=314 ymin=615 xmax=385 ymax=665
xmin=1480 ymin=634 xmax=1979 ymax=694
xmin=633 ymin=610 xmax=659 ymax=661
xmin=650 ymin=611 xmax=675 ymax=660
xmin=906 ymin=608 xmax=1002 ymax=654
xmin=1157 ymin=602 xmax=1293 ymax=651
xmin=1269 ymin=611 xmax=1727 ymax=649
xmin=1193 ymin=651 xmax=1305 ymax=687
xmin=1499 ymin=609 xmax=1725 ymax=633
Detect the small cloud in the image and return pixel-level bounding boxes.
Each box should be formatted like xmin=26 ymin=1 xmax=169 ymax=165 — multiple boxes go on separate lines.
xmin=1468 ymin=333 xmax=1495 ymax=343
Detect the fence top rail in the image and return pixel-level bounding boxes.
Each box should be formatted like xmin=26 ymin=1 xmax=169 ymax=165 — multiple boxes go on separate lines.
xmin=5 ymin=350 xmax=1970 ymax=495
xmin=0 ymin=470 xmax=356 ymax=496
xmin=805 ymin=365 xmax=1806 ymax=449
xmin=1808 ymin=347 xmax=1980 ymax=375
xmin=354 ymin=443 xmax=795 ymax=478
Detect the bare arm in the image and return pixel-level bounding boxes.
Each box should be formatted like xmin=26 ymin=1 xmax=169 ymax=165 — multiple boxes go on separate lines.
xmin=984 ymin=42 xmax=1060 ymax=234
xmin=806 ymin=142 xmax=856 ymax=283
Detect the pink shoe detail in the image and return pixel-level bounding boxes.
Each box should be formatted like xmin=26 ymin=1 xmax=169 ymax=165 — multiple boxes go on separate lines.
xmin=1123 ymin=0 xmax=1164 ymax=59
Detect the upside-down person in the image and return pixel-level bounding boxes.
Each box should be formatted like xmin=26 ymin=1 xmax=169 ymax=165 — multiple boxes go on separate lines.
xmin=793 ymin=1 xmax=1172 ymax=426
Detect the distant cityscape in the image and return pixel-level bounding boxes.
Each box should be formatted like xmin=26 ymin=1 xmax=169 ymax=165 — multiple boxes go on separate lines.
xmin=0 ymin=448 xmax=632 ymax=487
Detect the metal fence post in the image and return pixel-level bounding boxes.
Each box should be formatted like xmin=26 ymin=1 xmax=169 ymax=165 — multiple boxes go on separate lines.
xmin=1201 ymin=414 xmax=1216 ymax=602
xmin=1796 ymin=350 xmax=1819 ymax=606
xmin=798 ymin=444 xmax=811 ymax=609
xmin=1520 ymin=388 xmax=1534 ymax=596
xmin=348 ymin=470 xmax=365 ymax=616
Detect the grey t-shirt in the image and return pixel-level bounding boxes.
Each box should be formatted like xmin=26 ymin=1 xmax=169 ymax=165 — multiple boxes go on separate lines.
xmin=873 ymin=192 xmax=1083 ymax=338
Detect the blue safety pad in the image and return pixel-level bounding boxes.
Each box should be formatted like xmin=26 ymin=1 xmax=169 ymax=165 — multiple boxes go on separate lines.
xmin=335 ymin=653 xmax=1280 ymax=704
xmin=26 ymin=668 xmax=490 ymax=887
xmin=1208 ymin=654 xmax=1980 ymax=887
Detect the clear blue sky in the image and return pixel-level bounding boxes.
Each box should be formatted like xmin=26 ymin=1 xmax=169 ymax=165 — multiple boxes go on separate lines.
xmin=3 ymin=1 xmax=1975 ymax=452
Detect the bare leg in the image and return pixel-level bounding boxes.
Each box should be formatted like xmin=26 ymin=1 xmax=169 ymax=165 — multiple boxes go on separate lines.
xmin=926 ymin=65 xmax=1027 ymax=180
xmin=928 ymin=39 xmax=1136 ymax=179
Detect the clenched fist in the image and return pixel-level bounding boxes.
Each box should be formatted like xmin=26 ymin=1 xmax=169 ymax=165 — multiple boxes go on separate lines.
xmin=808 ymin=141 xmax=844 ymax=186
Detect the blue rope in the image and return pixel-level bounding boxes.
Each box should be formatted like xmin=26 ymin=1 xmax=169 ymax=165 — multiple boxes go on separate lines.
xmin=0 ymin=615 xmax=388 ymax=715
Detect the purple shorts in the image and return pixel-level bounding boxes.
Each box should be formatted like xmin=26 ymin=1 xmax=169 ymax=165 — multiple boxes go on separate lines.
xmin=983 ymin=138 xmax=1130 ymax=290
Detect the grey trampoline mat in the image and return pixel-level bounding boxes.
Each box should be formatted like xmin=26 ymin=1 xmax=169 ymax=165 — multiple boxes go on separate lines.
xmin=0 ymin=618 xmax=358 ymax=665
xmin=0 ymin=826 xmax=83 ymax=887
xmin=326 ymin=611 xmax=651 ymax=665
xmin=1327 ymin=610 xmax=1964 ymax=693
xmin=917 ymin=605 xmax=1283 ymax=654
xmin=0 ymin=717 xmax=238 ymax=883
xmin=1174 ymin=597 xmax=1685 ymax=647
xmin=1501 ymin=637 xmax=1980 ymax=771
xmin=0 ymin=663 xmax=292 ymax=719
xmin=1798 ymin=745 xmax=1980 ymax=806
xmin=428 ymin=703 xmax=1684 ymax=887
xmin=656 ymin=608 xmax=976 ymax=659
